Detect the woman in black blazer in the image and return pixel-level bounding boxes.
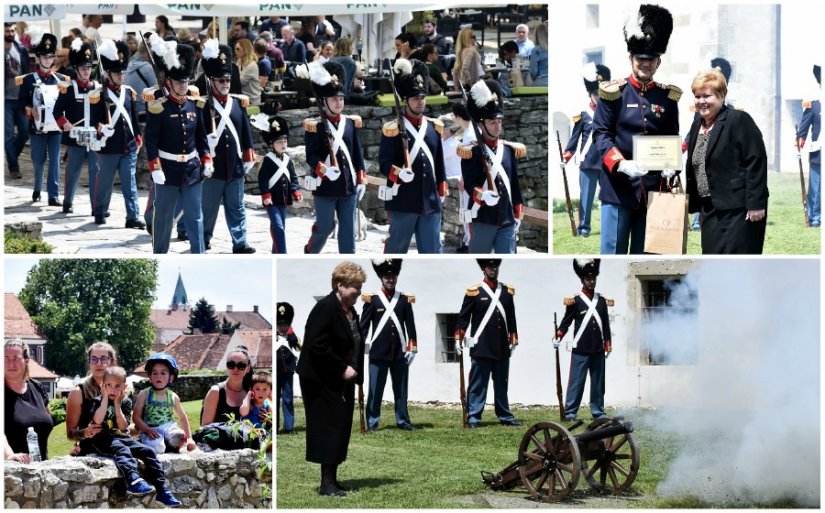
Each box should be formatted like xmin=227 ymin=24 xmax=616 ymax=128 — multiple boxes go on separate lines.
xmin=685 ymin=69 xmax=769 ymax=254
xmin=296 ymin=261 xmax=367 ymax=497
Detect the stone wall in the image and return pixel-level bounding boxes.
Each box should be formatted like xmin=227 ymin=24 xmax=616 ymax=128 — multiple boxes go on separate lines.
xmin=134 ymin=96 xmax=548 ymax=252
xmin=4 ymin=449 xmax=271 ymax=509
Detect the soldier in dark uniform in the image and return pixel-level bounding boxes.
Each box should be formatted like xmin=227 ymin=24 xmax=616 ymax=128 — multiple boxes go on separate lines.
xmin=90 ymin=39 xmax=144 ymax=228
xmin=360 ymin=259 xmax=418 ymax=432
xmin=454 ymin=259 xmax=520 ymax=427
xmin=254 ymin=114 xmax=302 ymax=253
xmin=798 ymin=64 xmax=821 ymax=227
xmin=561 ymin=63 xmax=611 ymax=237
xmin=301 ymin=60 xmax=367 ymax=254
xmin=143 ymin=39 xmax=211 ymax=254
xmin=17 ymin=31 xmax=66 ymax=205
xmin=592 ymin=4 xmax=680 ymax=254
xmin=53 ymin=38 xmax=99 ymax=215
xmin=459 ymin=78 xmax=526 ymax=253
xmin=275 ymin=302 xmax=301 ymax=434
xmin=199 ymin=39 xmax=257 ymax=253
xmin=379 ymin=58 xmax=448 ymax=254
xmin=554 ymin=259 xmax=613 ymax=421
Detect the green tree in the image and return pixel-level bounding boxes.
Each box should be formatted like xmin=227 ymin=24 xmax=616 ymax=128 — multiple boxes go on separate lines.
xmin=188 ymin=297 xmax=220 ymax=334
xmin=19 ymin=259 xmax=158 ymax=376
xmin=221 ymin=317 xmax=241 ymax=335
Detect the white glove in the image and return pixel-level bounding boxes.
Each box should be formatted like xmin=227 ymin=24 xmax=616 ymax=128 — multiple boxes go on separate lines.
xmin=553 ymin=339 xmax=560 ymax=349
xmin=243 ymin=161 xmax=255 ymax=174
xmin=324 ymin=165 xmax=341 ymax=181
xmin=398 ymin=168 xmax=415 ymax=183
xmin=455 ymin=341 xmax=463 ymax=355
xmin=617 ymin=160 xmax=648 ymax=177
xmin=481 ymin=190 xmax=500 ymax=206
xmin=356 ymin=184 xmax=366 ymax=201
xmin=151 ymin=170 xmax=166 ymax=185
xmin=263 ymin=198 xmax=273 ymax=206
xmin=509 ymin=345 xmax=517 ymax=356
xmin=206 ymin=132 xmax=219 ymax=155
xmin=661 ymin=168 xmax=678 ymax=179
xmin=100 ymin=125 xmax=115 ymax=138
xmin=559 ymin=161 xmax=567 ymax=171
xmin=514 ymin=218 xmax=522 ymax=232
xmin=605 ymin=351 xmax=611 ymax=359
xmin=405 ymin=352 xmax=416 ymax=365
xmin=203 ymin=163 xmax=214 ymax=178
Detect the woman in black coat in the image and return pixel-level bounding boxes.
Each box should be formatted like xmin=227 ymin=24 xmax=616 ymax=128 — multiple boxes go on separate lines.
xmin=685 ymin=69 xmax=769 ymax=254
xmin=296 ymin=261 xmax=367 ymax=497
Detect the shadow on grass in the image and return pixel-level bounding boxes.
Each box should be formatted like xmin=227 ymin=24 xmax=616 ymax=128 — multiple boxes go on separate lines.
xmin=340 ymin=477 xmax=403 ymax=491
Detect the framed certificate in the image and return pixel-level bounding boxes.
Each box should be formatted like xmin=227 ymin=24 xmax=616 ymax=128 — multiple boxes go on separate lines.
xmin=633 ymin=135 xmax=683 ymax=170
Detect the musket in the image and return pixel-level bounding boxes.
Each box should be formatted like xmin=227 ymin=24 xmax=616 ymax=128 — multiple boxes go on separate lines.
xmin=358 ymin=383 xmax=366 ymax=434
xmin=458 ymin=81 xmax=498 ymax=194
xmin=304 ymin=59 xmax=339 ymax=170
xmin=553 ymin=313 xmax=564 ymax=422
xmin=458 ymin=341 xmax=469 ymax=428
xmin=794 ymin=124 xmax=811 ymax=228
xmin=556 ymin=130 xmax=577 ymax=237
xmin=139 ymin=31 xmax=166 ymax=100
xmin=386 ymin=63 xmax=412 ymax=170
xmin=93 ymin=41 xmax=112 ymax=127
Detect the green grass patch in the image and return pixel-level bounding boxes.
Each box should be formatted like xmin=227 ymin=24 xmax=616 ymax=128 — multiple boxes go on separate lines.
xmin=553 ymin=172 xmax=820 ymax=254
xmin=4 ymin=229 xmax=53 ymax=254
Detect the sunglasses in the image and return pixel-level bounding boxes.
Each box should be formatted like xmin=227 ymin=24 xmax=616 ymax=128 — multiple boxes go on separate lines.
xmin=214 ymin=77 xmax=231 ymax=84
xmin=226 ymin=360 xmax=248 ymax=370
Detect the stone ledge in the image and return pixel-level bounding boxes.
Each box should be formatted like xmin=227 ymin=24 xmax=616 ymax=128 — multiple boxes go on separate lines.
xmin=4 ymin=449 xmax=271 ymax=509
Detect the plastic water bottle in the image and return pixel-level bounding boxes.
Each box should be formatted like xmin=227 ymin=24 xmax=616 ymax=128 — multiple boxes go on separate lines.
xmin=26 ymin=427 xmax=42 ymax=462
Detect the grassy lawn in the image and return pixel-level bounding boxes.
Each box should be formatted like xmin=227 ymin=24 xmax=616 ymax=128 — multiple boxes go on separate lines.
xmin=47 ymin=400 xmax=204 ymax=459
xmin=553 ymin=172 xmax=821 ymax=254
xmin=276 ymin=402 xmax=809 ymax=509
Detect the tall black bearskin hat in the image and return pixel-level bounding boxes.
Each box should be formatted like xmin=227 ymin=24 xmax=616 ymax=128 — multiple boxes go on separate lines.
xmin=201 ymin=38 xmax=233 ymax=78
xmin=98 ymin=39 xmax=130 ymax=73
xmin=452 ymin=101 xmax=471 ymax=121
xmin=295 ymin=60 xmax=346 ymax=98
xmin=582 ymin=62 xmax=611 ymax=94
xmin=69 ymin=38 xmax=94 ymax=68
xmin=276 ymin=302 xmax=295 ymax=325
xmin=29 ymin=29 xmax=57 ymax=57
xmin=710 ymin=57 xmax=732 ymax=82
xmin=624 ymin=4 xmax=673 ymax=59
xmin=573 ymin=258 xmax=601 ymax=278
xmin=814 ymin=64 xmax=821 ymax=86
xmin=393 ymin=58 xmax=429 ymax=99
xmin=467 ymin=79 xmax=505 ymax=122
xmin=165 ymin=41 xmax=195 ymax=81
xmin=477 ymin=259 xmax=502 ymax=269
xmin=251 ymin=114 xmax=290 ymax=144
xmin=372 ymin=259 xmax=402 ymax=278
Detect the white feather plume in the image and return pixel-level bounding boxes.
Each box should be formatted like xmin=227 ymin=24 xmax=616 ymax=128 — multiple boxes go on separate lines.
xmin=148 ymin=33 xmax=167 ymax=59
xmin=27 ymin=27 xmax=45 ymax=48
xmin=294 ymin=64 xmax=309 ymax=79
xmin=582 ymin=62 xmax=597 ymax=82
xmin=308 ymin=60 xmax=331 ymax=86
xmin=202 ymin=38 xmax=219 ymax=60
xmin=162 ymin=40 xmax=181 ymax=70
xmin=97 ymin=39 xmax=118 ymax=62
xmin=250 ymin=113 xmax=271 ymax=132
xmin=624 ymin=12 xmax=645 ymax=40
xmin=575 ymin=258 xmax=595 ymax=268
xmin=470 ymin=79 xmax=493 ymax=108
xmin=393 ymin=58 xmax=412 ymax=76
xmin=71 ymin=37 xmax=83 ymax=52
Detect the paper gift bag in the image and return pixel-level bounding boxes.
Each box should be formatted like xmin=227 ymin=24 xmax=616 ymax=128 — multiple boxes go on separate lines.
xmin=644 ymin=190 xmax=689 ymax=254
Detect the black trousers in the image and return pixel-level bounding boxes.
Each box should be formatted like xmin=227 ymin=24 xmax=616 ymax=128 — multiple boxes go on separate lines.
xmin=700 ymin=199 xmax=766 ymax=254
xmin=300 ymin=377 xmax=355 ymax=465
xmin=91 ymin=435 xmax=167 ymax=488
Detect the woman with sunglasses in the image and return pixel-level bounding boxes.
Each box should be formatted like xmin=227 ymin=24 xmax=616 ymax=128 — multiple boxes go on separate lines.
xmin=296 ymin=261 xmax=367 ymax=497
xmin=65 ymin=342 xmax=117 ymax=452
xmin=201 ymin=346 xmax=256 ymax=425
xmin=5 ymin=338 xmax=54 ymax=462
xmin=452 ymin=28 xmax=483 ymax=92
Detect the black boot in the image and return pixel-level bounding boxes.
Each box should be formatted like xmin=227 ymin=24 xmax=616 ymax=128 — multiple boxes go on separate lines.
xmin=63 ymin=203 xmax=73 ymax=214
xmin=32 ymin=191 xmax=41 ymax=202
xmin=318 ymin=464 xmax=345 ymax=497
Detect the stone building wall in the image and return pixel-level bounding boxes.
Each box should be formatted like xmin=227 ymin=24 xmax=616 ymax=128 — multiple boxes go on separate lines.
xmin=4 ymin=449 xmax=270 ymax=509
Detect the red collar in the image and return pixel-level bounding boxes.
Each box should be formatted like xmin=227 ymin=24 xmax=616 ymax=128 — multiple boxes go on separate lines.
xmin=628 ymin=74 xmax=655 ymax=92
xmin=212 ymin=92 xmax=228 ymax=103
xmin=404 ymin=111 xmax=422 ymax=128
xmin=484 ymin=137 xmax=499 ymax=150
xmin=483 ymin=278 xmax=498 ymax=289
xmin=36 ymin=68 xmax=52 ymax=80
xmin=589 ymin=101 xmax=596 ymax=110
xmin=107 ymin=82 xmax=120 ymax=94
xmin=76 ymin=79 xmax=90 ymax=89
xmin=325 ymin=113 xmax=341 ymax=124
xmin=381 ymin=287 xmax=395 ymax=298
xmin=286 ymin=327 xmax=295 ymax=335
xmin=581 ymin=286 xmax=594 ymax=299
xmin=166 ymin=80 xmax=186 ymax=105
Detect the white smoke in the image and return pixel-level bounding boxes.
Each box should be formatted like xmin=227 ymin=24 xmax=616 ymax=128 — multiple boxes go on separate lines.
xmin=640 ymin=260 xmax=819 ymax=507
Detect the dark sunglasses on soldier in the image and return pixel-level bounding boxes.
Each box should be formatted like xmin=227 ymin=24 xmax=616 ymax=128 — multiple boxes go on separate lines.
xmin=226 ymin=360 xmax=247 ymax=370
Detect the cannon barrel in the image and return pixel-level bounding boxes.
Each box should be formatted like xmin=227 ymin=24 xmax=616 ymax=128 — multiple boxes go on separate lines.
xmin=574 ymin=421 xmax=634 ymax=445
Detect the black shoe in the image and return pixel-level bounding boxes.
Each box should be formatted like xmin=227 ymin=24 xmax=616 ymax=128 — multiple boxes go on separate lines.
xmin=48 ymin=198 xmax=63 ymax=207
xmin=10 ymin=169 xmax=22 ymax=179
xmin=205 ymin=241 xmax=212 ymax=251
xmin=177 ymin=231 xmax=189 ymax=241
xmin=32 ymin=191 xmax=41 ymax=202
xmin=94 ymin=214 xmax=107 ymax=225
xmin=146 ymin=224 xmax=153 ymax=236
xmin=125 ymin=219 xmax=146 ymax=229
xmin=318 ymin=486 xmax=347 ymax=497
xmin=399 ymin=424 xmax=418 ymax=431
xmin=367 ymin=426 xmax=378 ymax=433
xmin=277 ymin=429 xmax=293 ymax=435
xmin=62 ymin=204 xmax=73 ymax=214
xmin=467 ymin=423 xmax=480 ymax=429
xmin=303 ymin=244 xmax=310 ymax=254
xmin=500 ymin=419 xmax=522 ymax=427
xmin=233 ymin=245 xmax=256 ymax=254
xmin=335 ymin=481 xmax=351 ymax=492
xmin=105 ymin=212 xmax=111 ymax=218
xmin=456 ymin=244 xmax=469 ymax=254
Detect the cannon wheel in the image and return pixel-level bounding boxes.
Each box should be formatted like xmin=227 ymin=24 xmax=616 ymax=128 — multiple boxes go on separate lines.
xmin=517 ymin=421 xmax=582 ymax=502
xmin=581 ymin=429 xmax=640 ymax=493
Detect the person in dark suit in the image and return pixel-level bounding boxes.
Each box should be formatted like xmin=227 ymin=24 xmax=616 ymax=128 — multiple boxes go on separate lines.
xmin=554 ymin=259 xmax=613 ymax=421
xmin=296 ymin=261 xmax=367 ymax=497
xmin=685 ymin=68 xmax=768 ymax=254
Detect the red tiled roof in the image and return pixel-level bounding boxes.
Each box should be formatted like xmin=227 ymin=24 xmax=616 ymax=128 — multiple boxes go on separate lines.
xmin=222 ymin=311 xmax=272 ymax=330
xmin=134 ymin=333 xmax=232 ymax=374
xmin=4 ymin=293 xmax=42 ymax=339
xmin=149 ymin=308 xmax=271 ymax=331
xmin=28 ymin=359 xmax=58 ymax=380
